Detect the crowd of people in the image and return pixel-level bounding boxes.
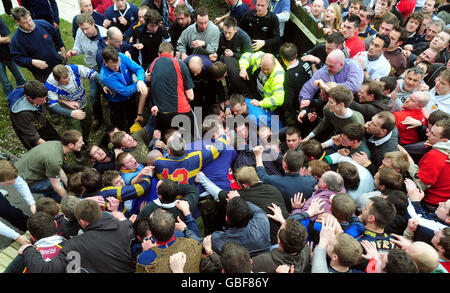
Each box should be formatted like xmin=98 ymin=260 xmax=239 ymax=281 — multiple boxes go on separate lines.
xmin=0 ymin=0 xmax=449 ymax=274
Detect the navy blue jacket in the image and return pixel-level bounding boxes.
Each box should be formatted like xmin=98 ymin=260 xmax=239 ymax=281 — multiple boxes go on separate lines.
xmin=229 ymin=1 xmax=250 ymax=21
xmin=10 ymin=20 xmax=64 ymax=76
xmin=406 ymin=201 xmax=449 ymax=244
xmin=103 ymin=3 xmax=139 ymax=33
xmin=96 ymin=37 xmax=135 ymax=71
xmin=233 ymin=145 xmax=284 ymax=176
xmin=212 ymin=201 xmax=271 ymax=256
xmin=256 ymin=166 xmax=317 ymax=211
xmin=21 ymin=0 xmax=60 ymax=25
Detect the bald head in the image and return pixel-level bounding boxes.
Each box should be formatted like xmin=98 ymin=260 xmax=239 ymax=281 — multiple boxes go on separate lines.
xmin=147 ymin=149 xmax=163 ymax=166
xmin=107 ymin=27 xmax=123 ymax=48
xmin=325 ymin=50 xmax=345 ymax=75
xmin=261 ymin=53 xmax=276 ymax=76
xmin=403 ymin=91 xmax=430 ymax=110
xmin=406 ymin=241 xmax=440 ymax=273
xmin=416 ymin=91 xmax=430 ymax=107
xmin=188 ymin=56 xmax=203 ymax=76
xmin=321 ymin=171 xmax=344 ymax=192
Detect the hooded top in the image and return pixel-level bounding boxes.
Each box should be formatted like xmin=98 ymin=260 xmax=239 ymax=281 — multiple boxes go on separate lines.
xmin=349 ymin=95 xmax=393 ymax=122
xmin=7 ymin=87 xmax=51 ymax=149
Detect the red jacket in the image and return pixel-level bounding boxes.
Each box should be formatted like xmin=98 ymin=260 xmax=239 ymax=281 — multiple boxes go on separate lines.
xmin=394 ymin=108 xmax=427 ymax=145
xmin=396 ymin=0 xmax=416 ymax=18
xmin=418 ymin=149 xmax=450 ymax=206
xmin=345 ymin=33 xmax=366 ymax=58
xmin=92 ymin=0 xmax=114 ymax=15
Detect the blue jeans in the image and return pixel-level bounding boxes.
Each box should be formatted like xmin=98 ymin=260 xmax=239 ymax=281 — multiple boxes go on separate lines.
xmin=0 ymin=60 xmax=26 ymax=97
xmin=29 ymin=178 xmax=63 ymax=203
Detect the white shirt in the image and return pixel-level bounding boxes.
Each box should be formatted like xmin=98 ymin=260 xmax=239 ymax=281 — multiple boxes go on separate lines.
xmin=353 ymin=51 xmax=391 ymax=81
xmin=426 ymin=88 xmax=450 ymax=114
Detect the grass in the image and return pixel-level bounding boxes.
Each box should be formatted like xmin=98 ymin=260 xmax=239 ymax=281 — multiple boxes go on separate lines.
xmin=128 ymin=0 xmax=229 ymax=18
xmin=0 ymin=14 xmax=107 ymax=164
xmin=0 ymin=15 xmax=81 ymax=158
xmin=0 ymin=0 xmax=228 ymax=159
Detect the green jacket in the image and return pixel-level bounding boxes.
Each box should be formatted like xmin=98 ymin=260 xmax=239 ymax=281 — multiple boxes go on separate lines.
xmin=239 ymin=51 xmax=285 ymax=112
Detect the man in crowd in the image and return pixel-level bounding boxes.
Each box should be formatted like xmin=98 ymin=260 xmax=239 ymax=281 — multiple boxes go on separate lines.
xmin=10 ymin=7 xmax=67 ymax=82
xmin=176 ymin=7 xmax=220 ymax=62
xmin=8 ymin=80 xmax=60 ymax=151
xmin=14 ymin=130 xmax=84 ymax=203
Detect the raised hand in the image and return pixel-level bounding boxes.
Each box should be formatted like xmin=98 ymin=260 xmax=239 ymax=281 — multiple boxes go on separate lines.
xmin=290 ymin=192 xmax=305 ymax=210
xmin=267 ymin=203 xmax=286 ymax=224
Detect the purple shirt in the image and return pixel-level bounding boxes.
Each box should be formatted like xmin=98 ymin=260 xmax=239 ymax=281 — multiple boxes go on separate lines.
xmin=298 ymin=59 xmax=364 ymax=104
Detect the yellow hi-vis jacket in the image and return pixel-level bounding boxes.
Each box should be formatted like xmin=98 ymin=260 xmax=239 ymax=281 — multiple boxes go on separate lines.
xmin=238 ymin=51 xmax=285 ymax=112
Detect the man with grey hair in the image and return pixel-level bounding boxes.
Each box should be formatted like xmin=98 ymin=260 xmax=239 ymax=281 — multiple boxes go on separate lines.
xmin=403 ymin=19 xmax=446 ymax=57
xmin=392 ymin=67 xmax=428 ymax=112
xmin=292 ymin=171 xmax=345 ymax=220
xmin=59 ymin=195 xmax=82 ymax=239
xmin=72 ymin=0 xmax=105 ymax=39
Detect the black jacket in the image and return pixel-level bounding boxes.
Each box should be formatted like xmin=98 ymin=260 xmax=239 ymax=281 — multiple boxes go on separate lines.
xmin=22 ymin=213 xmax=136 ymax=273
xmin=349 ymin=95 xmax=393 ymax=122
xmin=238 ymin=10 xmax=280 ymax=54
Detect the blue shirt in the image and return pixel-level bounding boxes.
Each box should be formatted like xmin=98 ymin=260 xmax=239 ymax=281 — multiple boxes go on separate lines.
xmin=256 ymin=166 xmax=317 ymax=210
xmin=120 ymin=163 xmax=144 ymax=185
xmin=188 ymin=139 xmax=237 ymax=193
xmin=153 ymin=135 xmax=228 ymax=185
xmin=243 ymin=97 xmax=284 ymax=129
xmin=99 ymin=53 xmax=145 ymax=102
